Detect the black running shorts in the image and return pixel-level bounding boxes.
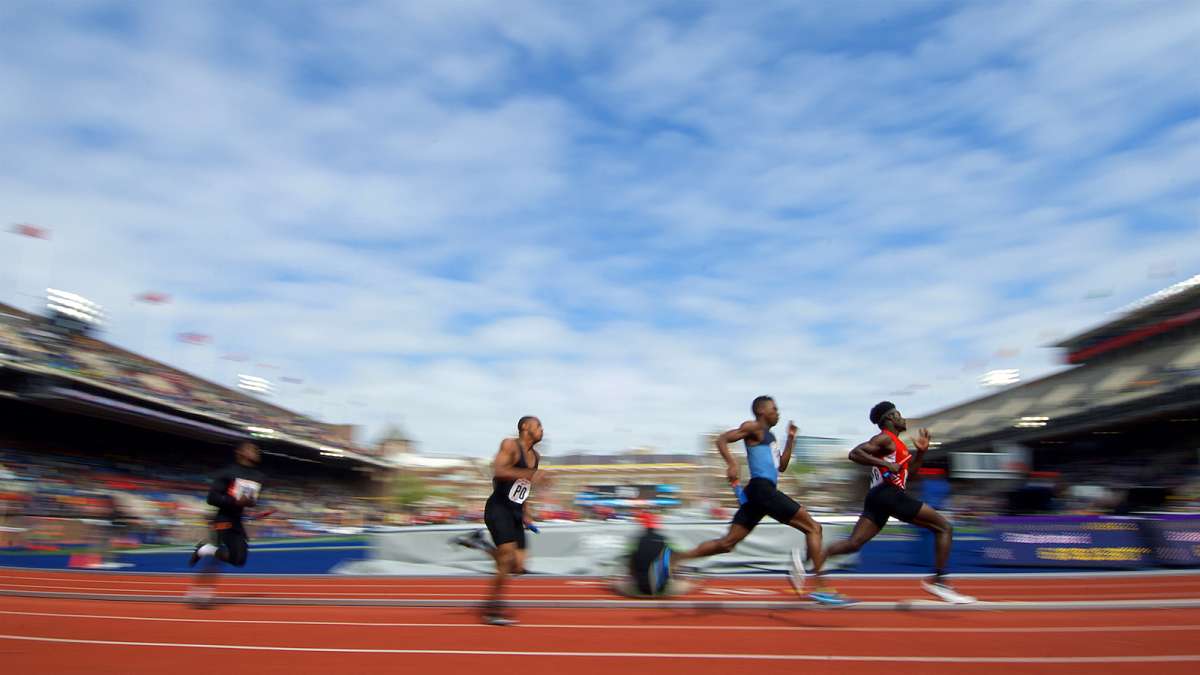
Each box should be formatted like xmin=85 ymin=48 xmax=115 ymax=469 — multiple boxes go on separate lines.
xmin=484 ymin=497 xmax=526 ymax=550
xmin=862 ymin=483 xmax=924 ymax=528
xmin=731 ymin=477 xmax=802 ymax=532
xmin=211 ymin=523 xmax=248 ymax=567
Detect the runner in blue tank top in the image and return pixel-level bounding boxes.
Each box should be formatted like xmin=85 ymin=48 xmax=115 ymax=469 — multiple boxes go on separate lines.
xmin=674 ymin=396 xmax=850 ymax=605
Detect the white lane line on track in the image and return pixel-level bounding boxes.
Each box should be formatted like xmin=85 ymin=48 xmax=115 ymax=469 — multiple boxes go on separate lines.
xmin=6 ymin=584 xmax=1200 ymax=600
xmin=9 ymin=571 xmax=1200 ymax=588
xmin=3 ymin=567 xmax=1198 ymax=579
xmin=2 ymin=633 xmax=1199 ymax=662
xmin=3 ymin=609 xmax=1200 ymax=633
xmin=7 ymin=567 xmax=1200 ymax=581
xmin=0 ymin=584 xmax=621 ymax=597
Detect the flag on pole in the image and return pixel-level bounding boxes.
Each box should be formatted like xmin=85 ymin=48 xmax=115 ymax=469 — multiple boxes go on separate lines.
xmin=136 ymin=291 xmax=171 ymax=304
xmin=11 ymin=223 xmax=49 ymax=239
xmin=177 ymin=332 xmax=212 ymax=345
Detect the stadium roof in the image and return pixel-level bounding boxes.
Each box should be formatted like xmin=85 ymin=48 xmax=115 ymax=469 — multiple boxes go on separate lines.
xmin=1 ymin=302 xmax=278 ymax=414
xmin=907 ymin=276 xmax=1200 ymax=450
xmin=912 ymin=327 xmax=1200 ymax=450
xmin=1055 ymin=274 xmax=1200 ymax=357
xmin=1 ymin=302 xmax=391 ymax=469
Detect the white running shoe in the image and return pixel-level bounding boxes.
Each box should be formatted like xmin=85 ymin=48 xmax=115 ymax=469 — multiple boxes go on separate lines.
xmin=186 ymin=586 xmax=215 ymax=609
xmin=922 ymin=578 xmax=976 ymax=604
xmin=788 ymin=547 xmax=807 ymax=595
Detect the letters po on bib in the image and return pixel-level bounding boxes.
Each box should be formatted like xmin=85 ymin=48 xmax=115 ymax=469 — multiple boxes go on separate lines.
xmin=232 ymin=478 xmax=261 ymax=503
xmin=508 ymin=478 xmax=532 ymax=504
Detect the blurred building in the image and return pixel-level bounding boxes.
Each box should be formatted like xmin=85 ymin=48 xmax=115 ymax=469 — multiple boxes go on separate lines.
xmin=371 ymin=445 xmax=711 ymax=519
xmin=383 ymin=438 xmax=493 ymax=516
xmin=696 ymin=433 xmax=855 ymax=513
xmin=547 ymin=448 xmax=707 ymax=516
xmin=793 ymin=435 xmax=850 ymax=463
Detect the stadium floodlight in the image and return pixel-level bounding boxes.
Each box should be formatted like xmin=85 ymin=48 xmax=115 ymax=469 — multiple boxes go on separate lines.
xmin=980 ymin=369 xmax=1020 ymax=387
xmin=246 ymin=426 xmax=276 ymax=440
xmin=238 ymin=374 xmax=273 ymax=395
xmin=46 ymin=288 xmax=104 ymax=326
xmin=1014 ymin=416 xmax=1049 ymax=428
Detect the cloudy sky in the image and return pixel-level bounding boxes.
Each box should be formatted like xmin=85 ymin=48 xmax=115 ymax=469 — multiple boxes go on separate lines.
xmin=2 ymin=1 xmax=1197 ymax=457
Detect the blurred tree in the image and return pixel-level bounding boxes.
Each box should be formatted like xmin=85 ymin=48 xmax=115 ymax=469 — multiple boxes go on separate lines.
xmin=391 ymin=471 xmax=433 ymax=512
xmin=788 ymin=460 xmax=817 ymax=477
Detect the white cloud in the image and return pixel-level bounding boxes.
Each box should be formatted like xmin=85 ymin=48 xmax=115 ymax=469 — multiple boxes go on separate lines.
xmin=1 ymin=1 xmax=1197 ymax=457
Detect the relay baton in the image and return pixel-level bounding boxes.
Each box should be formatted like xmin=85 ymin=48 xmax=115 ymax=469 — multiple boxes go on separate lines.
xmin=881 ymin=455 xmax=913 ymax=481
xmin=732 ymin=482 xmax=747 ymax=505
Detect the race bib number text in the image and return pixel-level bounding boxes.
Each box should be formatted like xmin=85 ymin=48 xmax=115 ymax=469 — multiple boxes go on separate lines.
xmin=509 ymin=479 xmax=531 ymax=504
xmin=231 ymin=478 xmax=261 ymax=503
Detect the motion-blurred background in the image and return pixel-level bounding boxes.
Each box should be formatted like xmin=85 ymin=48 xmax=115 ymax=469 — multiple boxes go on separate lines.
xmin=1 ymin=1 xmax=1198 ymax=574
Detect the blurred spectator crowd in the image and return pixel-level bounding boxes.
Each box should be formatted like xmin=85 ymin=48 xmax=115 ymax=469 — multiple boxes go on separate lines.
xmin=0 ymin=446 xmax=379 ymax=548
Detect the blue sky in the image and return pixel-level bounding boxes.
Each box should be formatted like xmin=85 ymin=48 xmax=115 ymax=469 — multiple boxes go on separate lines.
xmin=2 ymin=1 xmax=1198 ymax=456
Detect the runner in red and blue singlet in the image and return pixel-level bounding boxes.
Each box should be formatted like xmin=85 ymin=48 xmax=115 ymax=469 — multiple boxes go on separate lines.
xmin=824 ymin=401 xmax=975 ymax=604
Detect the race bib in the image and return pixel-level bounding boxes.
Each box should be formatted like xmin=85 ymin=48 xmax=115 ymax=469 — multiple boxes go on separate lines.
xmin=770 ymin=440 xmax=781 ymax=466
xmin=231 ymin=478 xmax=261 ymax=503
xmin=508 ymin=479 xmax=531 ymax=504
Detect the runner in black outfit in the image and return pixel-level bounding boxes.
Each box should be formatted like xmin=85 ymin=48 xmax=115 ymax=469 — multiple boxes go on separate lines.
xmin=480 ymin=416 xmax=547 ymax=625
xmin=187 ymin=442 xmax=264 ymax=607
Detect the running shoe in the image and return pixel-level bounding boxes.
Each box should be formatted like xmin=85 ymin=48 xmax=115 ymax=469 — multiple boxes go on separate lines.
xmin=451 ymin=529 xmax=495 ymax=553
xmin=186 ymin=587 xmax=215 ymax=610
xmin=652 ymin=548 xmax=672 ymax=595
xmin=787 ymin=547 xmax=807 ymax=595
xmin=922 ymin=578 xmax=976 ymax=604
xmin=483 ymin=613 xmax=519 ymax=626
xmin=809 ymin=590 xmax=856 ymax=607
xmin=187 ymin=541 xmax=203 ymax=568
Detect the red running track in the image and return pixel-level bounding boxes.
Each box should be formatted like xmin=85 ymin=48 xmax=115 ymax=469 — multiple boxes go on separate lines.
xmin=5 ymin=568 xmax=1200 ymax=602
xmin=3 ymin=568 xmax=1200 ymax=674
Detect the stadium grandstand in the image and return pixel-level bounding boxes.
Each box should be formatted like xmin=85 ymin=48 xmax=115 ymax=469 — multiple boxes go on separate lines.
xmin=0 ymin=301 xmax=389 ymax=464
xmin=912 ymin=275 xmax=1200 ymax=515
xmin=0 ymin=300 xmax=396 ymax=550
